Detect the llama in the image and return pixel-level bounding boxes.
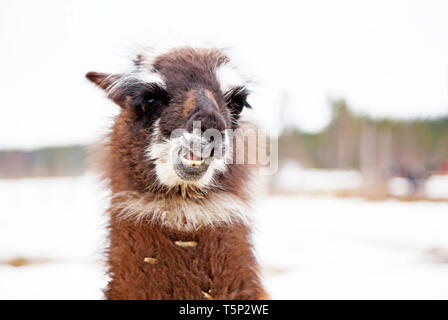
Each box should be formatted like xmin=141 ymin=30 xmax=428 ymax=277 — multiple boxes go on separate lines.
xmin=86 ymin=46 xmax=269 ymax=300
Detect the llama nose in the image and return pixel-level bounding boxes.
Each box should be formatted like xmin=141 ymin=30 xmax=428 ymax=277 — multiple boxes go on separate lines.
xmin=185 ymin=110 xmax=226 ymax=133
xmin=185 ymin=89 xmax=226 ymax=132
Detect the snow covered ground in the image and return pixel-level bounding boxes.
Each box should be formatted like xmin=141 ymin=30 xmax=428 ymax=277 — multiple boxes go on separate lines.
xmin=426 ymin=175 xmax=448 ymax=199
xmin=273 ymin=162 xmax=448 ymax=200
xmin=254 ymin=196 xmax=448 ymax=299
xmin=1 ymin=174 xmax=448 ymax=299
xmin=272 ymin=162 xmax=362 ymax=193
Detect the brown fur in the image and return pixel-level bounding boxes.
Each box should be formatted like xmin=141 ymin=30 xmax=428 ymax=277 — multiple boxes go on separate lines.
xmin=183 ymin=90 xmax=197 ymax=116
xmin=87 ymin=46 xmax=268 ymax=300
xmin=204 ymin=89 xmax=219 ymax=110
xmin=106 ymin=218 xmax=265 ymax=299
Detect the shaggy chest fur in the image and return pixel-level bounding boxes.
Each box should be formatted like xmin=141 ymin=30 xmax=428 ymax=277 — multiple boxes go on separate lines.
xmin=105 ymin=217 xmax=265 ymax=300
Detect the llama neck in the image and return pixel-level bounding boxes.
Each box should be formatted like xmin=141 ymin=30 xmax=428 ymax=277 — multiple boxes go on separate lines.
xmin=109 ymin=190 xmax=252 ymax=231
xmin=105 ymin=214 xmax=265 ymax=300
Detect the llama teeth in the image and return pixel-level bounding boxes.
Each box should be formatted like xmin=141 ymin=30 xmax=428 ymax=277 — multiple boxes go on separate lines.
xmin=181 ymin=157 xmax=204 ymax=167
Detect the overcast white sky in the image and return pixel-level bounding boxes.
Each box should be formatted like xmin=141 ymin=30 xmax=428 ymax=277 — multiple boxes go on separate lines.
xmin=1 ymin=0 xmax=448 ymax=149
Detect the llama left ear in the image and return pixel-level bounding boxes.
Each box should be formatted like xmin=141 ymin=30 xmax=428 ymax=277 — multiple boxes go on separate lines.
xmin=86 ymin=71 xmax=129 ymax=107
xmin=85 ymin=71 xmax=119 ymax=91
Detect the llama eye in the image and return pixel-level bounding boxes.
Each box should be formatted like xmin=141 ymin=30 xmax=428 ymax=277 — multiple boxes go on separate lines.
xmin=228 ymin=96 xmax=251 ymax=114
xmin=225 ymin=87 xmax=251 ymax=115
xmin=141 ymin=98 xmax=158 ymax=113
xmin=228 ymin=101 xmax=244 ymax=114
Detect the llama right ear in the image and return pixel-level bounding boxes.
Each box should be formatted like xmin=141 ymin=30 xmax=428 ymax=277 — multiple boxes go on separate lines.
xmin=86 ymin=71 xmax=128 ymax=107
xmin=85 ymin=71 xmax=118 ymax=91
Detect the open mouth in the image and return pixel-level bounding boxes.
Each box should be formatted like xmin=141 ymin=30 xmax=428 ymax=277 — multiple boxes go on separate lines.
xmin=172 ymin=134 xmax=224 ymax=182
xmin=174 ymin=146 xmax=213 ymax=181
xmin=181 ymin=151 xmax=206 ymax=167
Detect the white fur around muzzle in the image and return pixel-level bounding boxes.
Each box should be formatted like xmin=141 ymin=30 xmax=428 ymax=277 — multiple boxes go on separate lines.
xmin=146 ymin=120 xmax=230 ymax=191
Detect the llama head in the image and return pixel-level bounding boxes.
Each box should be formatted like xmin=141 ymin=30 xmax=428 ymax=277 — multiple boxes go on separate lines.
xmin=86 ymin=46 xmax=253 ymax=195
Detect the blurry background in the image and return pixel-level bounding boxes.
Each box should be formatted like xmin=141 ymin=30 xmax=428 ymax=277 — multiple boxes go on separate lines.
xmin=1 ymin=0 xmax=448 ymax=299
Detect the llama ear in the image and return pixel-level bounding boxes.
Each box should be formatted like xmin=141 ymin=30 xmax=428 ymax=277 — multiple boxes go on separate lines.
xmin=85 ymin=71 xmax=118 ymax=91
xmin=86 ymin=71 xmax=129 ymax=107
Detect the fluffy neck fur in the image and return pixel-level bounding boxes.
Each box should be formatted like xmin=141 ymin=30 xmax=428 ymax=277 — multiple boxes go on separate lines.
xmin=103 ymin=176 xmax=267 ymax=299
xmin=110 ymin=190 xmax=252 ymax=232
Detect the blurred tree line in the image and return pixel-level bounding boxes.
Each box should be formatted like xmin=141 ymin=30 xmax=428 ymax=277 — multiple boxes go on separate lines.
xmin=0 ymin=145 xmax=86 ymax=178
xmin=279 ymin=99 xmax=448 ymax=174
